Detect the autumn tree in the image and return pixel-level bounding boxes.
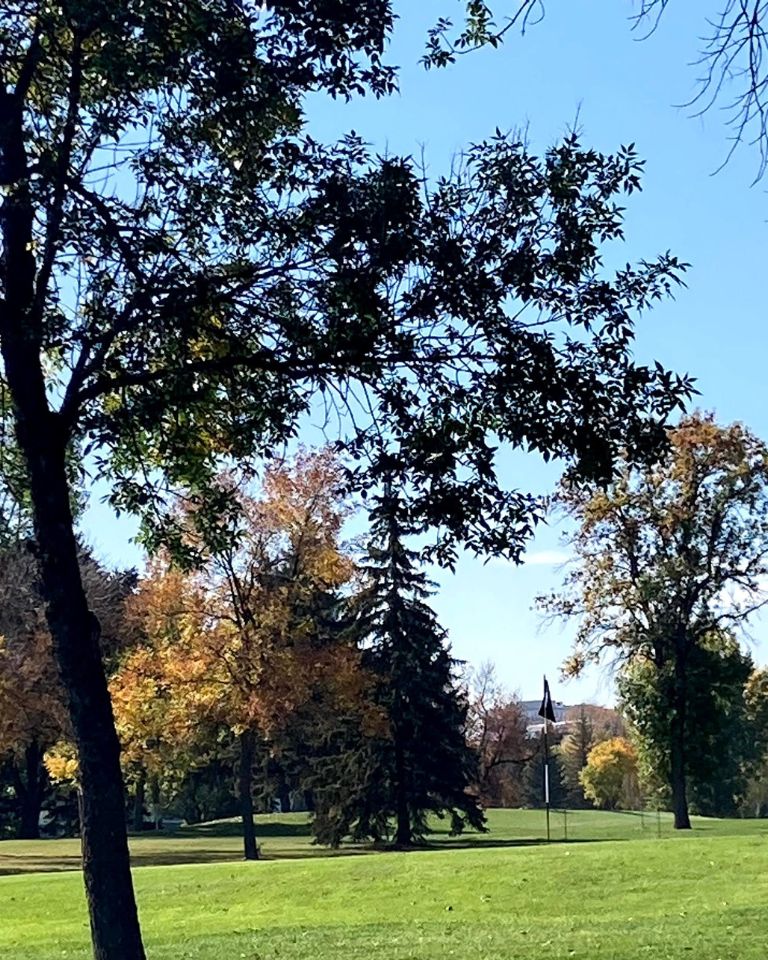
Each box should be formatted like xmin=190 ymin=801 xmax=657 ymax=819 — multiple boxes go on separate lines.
xmin=542 ymin=415 xmax=768 ymax=828
xmin=466 ymin=662 xmax=531 ymax=807
xmin=109 ymin=582 xmax=224 ymax=833
xmin=0 ymin=0 xmax=695 ymax=952
xmin=558 ymin=705 xmax=625 ymax=807
xmin=122 ymin=450 xmax=359 ymax=860
xmin=580 ymin=737 xmax=639 ymax=810
xmin=741 ymin=669 xmax=768 ymax=816
xmin=0 ymin=543 xmax=135 ymax=838
xmin=312 ymin=486 xmax=485 ymax=848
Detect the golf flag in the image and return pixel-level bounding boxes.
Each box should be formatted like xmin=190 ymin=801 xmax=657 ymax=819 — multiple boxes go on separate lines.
xmin=538 ymin=676 xmax=557 ymax=723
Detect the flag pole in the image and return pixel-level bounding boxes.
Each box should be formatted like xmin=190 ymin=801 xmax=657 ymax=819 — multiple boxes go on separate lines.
xmin=543 ymin=674 xmax=551 ymax=843
xmin=538 ymin=673 xmax=556 ymax=844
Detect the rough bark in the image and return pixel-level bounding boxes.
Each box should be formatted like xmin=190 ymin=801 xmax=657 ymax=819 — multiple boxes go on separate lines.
xmin=239 ymin=730 xmax=259 ymax=860
xmin=28 ymin=444 xmax=146 ymax=957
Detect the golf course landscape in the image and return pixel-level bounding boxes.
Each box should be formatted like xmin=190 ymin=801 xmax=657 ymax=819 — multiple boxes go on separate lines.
xmin=2 ymin=809 xmax=766 ymax=960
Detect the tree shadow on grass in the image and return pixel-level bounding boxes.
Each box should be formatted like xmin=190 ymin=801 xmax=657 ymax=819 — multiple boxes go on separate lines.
xmin=178 ymin=819 xmax=312 ymax=839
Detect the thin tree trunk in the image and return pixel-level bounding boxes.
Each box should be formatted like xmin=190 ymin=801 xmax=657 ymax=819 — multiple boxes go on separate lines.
xmin=670 ymin=644 xmax=691 ymax=830
xmin=1 ymin=87 xmax=145 ymax=959
xmin=132 ymin=771 xmax=146 ymax=834
xmin=149 ymin=774 xmax=161 ymax=830
xmin=394 ymin=738 xmax=411 ymax=847
xmin=17 ymin=740 xmax=44 ymax=840
xmin=277 ymin=774 xmax=291 ymax=813
xmin=239 ymin=730 xmax=259 ymax=860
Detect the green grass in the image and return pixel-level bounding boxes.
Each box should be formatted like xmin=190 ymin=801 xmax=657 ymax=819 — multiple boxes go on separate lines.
xmin=2 ymin=807 xmax=745 ymax=875
xmin=1 ymin=810 xmax=767 ymax=959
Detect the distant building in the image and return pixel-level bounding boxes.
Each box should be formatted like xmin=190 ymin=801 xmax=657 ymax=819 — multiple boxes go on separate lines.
xmin=520 ymin=698 xmax=568 ymax=737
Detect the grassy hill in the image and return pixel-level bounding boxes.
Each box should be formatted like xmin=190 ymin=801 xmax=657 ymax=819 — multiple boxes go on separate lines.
xmin=1 ymin=810 xmax=767 ymax=959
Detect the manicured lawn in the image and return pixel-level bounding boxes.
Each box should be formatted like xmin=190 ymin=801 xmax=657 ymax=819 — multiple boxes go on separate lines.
xmin=4 ymin=806 xmax=754 ymax=875
xmin=1 ymin=810 xmax=767 ymax=959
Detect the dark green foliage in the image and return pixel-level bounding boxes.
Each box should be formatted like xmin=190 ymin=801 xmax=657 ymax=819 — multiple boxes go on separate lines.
xmin=3 ymin=0 xmax=693 ymax=568
xmin=619 ymin=635 xmax=761 ymax=817
xmin=170 ymin=757 xmax=239 ymax=827
xmin=519 ymin=730 xmax=566 ymax=809
xmin=312 ymin=488 xmax=485 ymax=847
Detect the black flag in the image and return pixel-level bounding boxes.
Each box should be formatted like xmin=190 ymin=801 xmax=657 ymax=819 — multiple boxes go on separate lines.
xmin=538 ymin=677 xmax=557 ymax=723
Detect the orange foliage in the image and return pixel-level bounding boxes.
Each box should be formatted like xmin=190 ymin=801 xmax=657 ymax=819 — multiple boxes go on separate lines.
xmin=114 ymin=449 xmax=367 ymax=769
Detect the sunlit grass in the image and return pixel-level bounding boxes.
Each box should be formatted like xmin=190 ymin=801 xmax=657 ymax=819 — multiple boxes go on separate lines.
xmin=2 ymin=810 xmax=767 ymax=959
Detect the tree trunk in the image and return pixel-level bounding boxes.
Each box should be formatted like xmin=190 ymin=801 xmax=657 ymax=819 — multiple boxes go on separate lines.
xmin=10 ymin=427 xmax=145 ymax=957
xmin=394 ymin=738 xmax=411 ymax=847
xmin=1 ymin=89 xmax=145 ymax=959
xmin=132 ymin=771 xmax=146 ymax=834
xmin=669 ymin=716 xmax=691 ymax=829
xmin=149 ymin=773 xmax=162 ymax=830
xmin=670 ymin=643 xmax=692 ymax=830
xmin=16 ymin=740 xmax=44 ymax=840
xmin=239 ymin=730 xmax=259 ymax=860
xmin=277 ymin=776 xmax=291 ymax=814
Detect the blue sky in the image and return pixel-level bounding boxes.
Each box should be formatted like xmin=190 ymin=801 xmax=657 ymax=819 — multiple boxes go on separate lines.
xmin=82 ymin=1 xmax=768 ymax=706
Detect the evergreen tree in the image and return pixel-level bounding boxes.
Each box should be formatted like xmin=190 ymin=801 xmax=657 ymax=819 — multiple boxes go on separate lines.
xmin=520 ymin=730 xmax=567 ymax=809
xmin=313 ymin=487 xmax=485 ymax=847
xmin=558 ymin=709 xmax=595 ymax=808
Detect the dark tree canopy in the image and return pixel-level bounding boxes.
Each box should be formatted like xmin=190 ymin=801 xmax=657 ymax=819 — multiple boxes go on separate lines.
xmin=619 ymin=633 xmax=763 ymax=817
xmin=1 ymin=2 xmax=692 ymax=566
xmin=312 ymin=486 xmax=485 ymax=847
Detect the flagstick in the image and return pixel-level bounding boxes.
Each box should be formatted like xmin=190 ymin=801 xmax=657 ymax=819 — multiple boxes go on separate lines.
xmin=543 ymin=676 xmax=551 ymax=843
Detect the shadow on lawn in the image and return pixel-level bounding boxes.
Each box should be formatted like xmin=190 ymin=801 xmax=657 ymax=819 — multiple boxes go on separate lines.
xmin=178 ymin=819 xmax=313 ymax=839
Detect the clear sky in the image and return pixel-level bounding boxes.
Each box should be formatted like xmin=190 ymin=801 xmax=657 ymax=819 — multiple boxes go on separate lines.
xmin=82 ymin=1 xmax=768 ymax=707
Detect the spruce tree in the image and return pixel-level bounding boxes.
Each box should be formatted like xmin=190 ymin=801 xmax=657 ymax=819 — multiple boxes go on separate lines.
xmin=312 ymin=486 xmax=485 ymax=847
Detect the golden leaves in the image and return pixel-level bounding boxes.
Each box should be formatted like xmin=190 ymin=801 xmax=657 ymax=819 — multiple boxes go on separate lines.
xmin=112 ymin=448 xmax=359 ymax=764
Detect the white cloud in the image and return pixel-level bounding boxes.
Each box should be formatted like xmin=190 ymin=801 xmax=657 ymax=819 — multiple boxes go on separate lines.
xmin=486 ymin=548 xmax=570 ymax=569
xmin=524 ymin=549 xmax=570 ymax=567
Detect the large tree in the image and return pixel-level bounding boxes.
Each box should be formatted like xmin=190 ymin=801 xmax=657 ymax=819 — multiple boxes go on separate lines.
xmin=542 ymin=414 xmax=768 ymax=828
xmin=121 ymin=449 xmax=358 ymax=860
xmin=619 ymin=634 xmax=767 ymax=817
xmin=1 ymin=1 xmax=693 ymax=955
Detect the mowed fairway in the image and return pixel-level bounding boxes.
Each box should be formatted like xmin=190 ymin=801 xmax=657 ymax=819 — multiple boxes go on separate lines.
xmin=1 ymin=811 xmax=767 ymax=959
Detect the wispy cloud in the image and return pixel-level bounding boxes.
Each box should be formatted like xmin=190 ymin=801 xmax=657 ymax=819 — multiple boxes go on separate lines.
xmin=487 ymin=548 xmax=570 ymax=569
xmin=524 ymin=549 xmax=570 ymax=567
